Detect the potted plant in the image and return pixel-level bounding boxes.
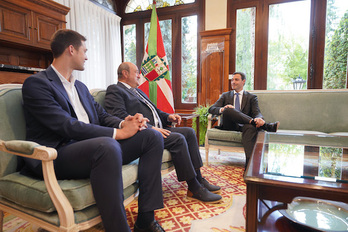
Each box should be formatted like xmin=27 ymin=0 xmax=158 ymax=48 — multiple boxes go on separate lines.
xmin=192 ymin=104 xmax=210 ymax=146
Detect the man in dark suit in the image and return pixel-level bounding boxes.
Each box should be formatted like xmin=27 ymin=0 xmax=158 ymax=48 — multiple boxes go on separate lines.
xmin=105 ymin=62 xmax=222 ymax=203
xmin=21 ymin=29 xmax=165 ymax=232
xmin=209 ymin=72 xmax=279 ymax=169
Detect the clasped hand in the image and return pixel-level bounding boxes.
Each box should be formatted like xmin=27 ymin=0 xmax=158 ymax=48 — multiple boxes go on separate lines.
xmin=116 ymin=113 xmax=149 ymax=140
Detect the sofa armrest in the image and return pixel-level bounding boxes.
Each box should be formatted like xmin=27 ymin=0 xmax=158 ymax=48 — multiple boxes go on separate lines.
xmin=0 ymin=140 xmax=57 ymax=161
xmin=0 ymin=140 xmax=77 ymax=230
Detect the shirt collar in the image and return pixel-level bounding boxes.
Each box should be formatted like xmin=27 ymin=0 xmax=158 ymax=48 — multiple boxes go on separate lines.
xmin=234 ymin=89 xmax=244 ymax=96
xmin=51 ymin=65 xmax=76 ymax=85
xmin=119 ymin=81 xmax=132 ymax=89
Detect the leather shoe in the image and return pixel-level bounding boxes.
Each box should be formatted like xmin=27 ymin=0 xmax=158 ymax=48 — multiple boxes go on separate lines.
xmin=262 ymin=121 xmax=279 ymax=132
xmin=187 ymin=186 xmax=222 ymax=203
xmin=200 ymin=178 xmax=221 ymax=193
xmin=134 ymin=220 xmax=165 ymax=232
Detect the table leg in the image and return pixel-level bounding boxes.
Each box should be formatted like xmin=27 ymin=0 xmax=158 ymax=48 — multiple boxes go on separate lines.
xmin=246 ymin=183 xmax=259 ymax=232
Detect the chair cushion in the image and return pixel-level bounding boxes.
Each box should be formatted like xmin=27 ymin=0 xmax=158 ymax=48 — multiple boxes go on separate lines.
xmin=206 ymin=128 xmax=242 ymax=143
xmin=0 ymin=160 xmax=138 ymax=213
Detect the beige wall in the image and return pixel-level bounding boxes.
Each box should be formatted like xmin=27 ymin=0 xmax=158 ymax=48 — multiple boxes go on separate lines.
xmin=205 ymin=0 xmax=227 ymax=30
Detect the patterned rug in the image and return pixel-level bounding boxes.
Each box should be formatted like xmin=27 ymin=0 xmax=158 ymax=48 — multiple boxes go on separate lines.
xmin=3 ymin=149 xmax=247 ymax=232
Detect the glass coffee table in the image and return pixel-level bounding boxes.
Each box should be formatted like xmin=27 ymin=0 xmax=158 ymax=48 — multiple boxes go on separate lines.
xmin=244 ymin=132 xmax=348 ymax=232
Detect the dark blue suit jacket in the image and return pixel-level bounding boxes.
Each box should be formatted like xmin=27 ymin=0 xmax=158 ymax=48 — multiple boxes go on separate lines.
xmin=21 ymin=66 xmax=122 ymax=171
xmin=105 ymin=82 xmax=171 ymax=128
xmin=208 ymin=90 xmax=263 ymax=120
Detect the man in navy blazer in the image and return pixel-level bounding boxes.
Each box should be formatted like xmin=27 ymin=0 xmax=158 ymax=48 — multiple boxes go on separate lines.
xmin=105 ymin=62 xmax=222 ymax=203
xmin=21 ymin=29 xmax=165 ymax=232
xmin=209 ymin=72 xmax=279 ymax=169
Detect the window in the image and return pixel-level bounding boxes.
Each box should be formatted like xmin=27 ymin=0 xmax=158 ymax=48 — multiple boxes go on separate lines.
xmin=123 ymin=24 xmax=137 ymax=65
xmin=323 ymin=0 xmax=348 ymax=89
xmin=267 ymin=1 xmax=310 ymax=90
xmin=228 ymin=0 xmax=348 ymax=90
xmin=236 ymin=7 xmax=256 ymax=90
xmin=181 ymin=15 xmax=197 ymax=103
xmin=121 ymin=0 xmax=202 ymax=110
xmin=125 ymin=0 xmax=195 ymax=13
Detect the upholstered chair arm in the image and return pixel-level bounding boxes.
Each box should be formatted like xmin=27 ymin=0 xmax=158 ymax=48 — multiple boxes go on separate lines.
xmin=207 ymin=114 xmax=220 ymax=130
xmin=0 ymin=140 xmax=56 ymax=160
xmin=0 ymin=140 xmax=77 ymax=231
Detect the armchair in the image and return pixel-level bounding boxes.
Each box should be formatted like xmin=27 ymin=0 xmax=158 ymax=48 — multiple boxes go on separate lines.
xmin=0 ymin=85 xmax=139 ymax=231
xmin=204 ymin=114 xmax=244 ymax=165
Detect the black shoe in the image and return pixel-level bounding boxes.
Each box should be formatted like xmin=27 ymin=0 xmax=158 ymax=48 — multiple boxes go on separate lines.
xmin=200 ymin=178 xmax=221 ymax=193
xmin=187 ymin=186 xmax=222 ymax=203
xmin=134 ymin=220 xmax=165 ymax=232
xmin=262 ymin=121 xmax=279 ymax=132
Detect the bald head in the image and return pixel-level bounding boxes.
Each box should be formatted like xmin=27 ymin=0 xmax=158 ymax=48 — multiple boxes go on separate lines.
xmin=117 ymin=62 xmax=140 ymax=88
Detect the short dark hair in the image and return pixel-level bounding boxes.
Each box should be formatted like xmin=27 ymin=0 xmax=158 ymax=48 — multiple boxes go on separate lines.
xmin=232 ymin=72 xmax=246 ymax=81
xmin=50 ymin=29 xmax=86 ymax=58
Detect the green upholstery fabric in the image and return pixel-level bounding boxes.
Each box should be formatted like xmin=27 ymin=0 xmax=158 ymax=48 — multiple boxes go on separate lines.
xmin=3 ymin=140 xmax=41 ymax=155
xmin=0 ymin=87 xmax=26 ymax=178
xmin=206 ymin=90 xmax=348 ymax=148
xmin=0 ymin=182 xmax=138 ymax=226
xmin=253 ymin=90 xmax=348 ymax=133
xmin=0 ymin=160 xmax=138 ymax=213
xmin=0 ymin=85 xmax=173 ymax=220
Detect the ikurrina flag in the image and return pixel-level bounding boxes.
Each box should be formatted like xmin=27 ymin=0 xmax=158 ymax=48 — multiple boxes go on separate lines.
xmin=138 ymin=1 xmax=174 ymax=114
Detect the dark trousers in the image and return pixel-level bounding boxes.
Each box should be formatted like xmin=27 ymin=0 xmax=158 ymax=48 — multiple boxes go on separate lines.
xmin=222 ymin=108 xmax=259 ymax=168
xmin=52 ymin=129 xmax=164 ymax=232
xmin=164 ymin=127 xmax=203 ymax=181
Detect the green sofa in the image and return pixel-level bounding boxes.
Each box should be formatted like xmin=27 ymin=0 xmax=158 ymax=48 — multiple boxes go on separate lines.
xmin=205 ymin=89 xmax=348 ymax=164
xmin=0 ymin=84 xmax=173 ymax=231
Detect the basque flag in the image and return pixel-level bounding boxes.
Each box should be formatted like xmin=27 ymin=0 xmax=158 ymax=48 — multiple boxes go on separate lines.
xmin=138 ymin=0 xmax=174 ymax=113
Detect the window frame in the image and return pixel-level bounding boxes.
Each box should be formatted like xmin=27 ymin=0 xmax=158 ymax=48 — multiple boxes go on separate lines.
xmin=120 ymin=1 xmax=204 ymax=111
xmin=227 ymin=0 xmax=348 ymax=90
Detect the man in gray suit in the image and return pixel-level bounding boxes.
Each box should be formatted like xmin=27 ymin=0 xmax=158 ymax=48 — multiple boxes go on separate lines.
xmin=209 ymin=72 xmax=279 ymax=169
xmin=105 ymin=62 xmax=222 ymax=203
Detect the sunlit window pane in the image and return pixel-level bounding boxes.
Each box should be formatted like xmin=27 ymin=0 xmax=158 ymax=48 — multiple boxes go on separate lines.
xmin=181 ymin=15 xmax=197 ymax=103
xmin=125 ymin=0 xmax=195 ymax=13
xmin=323 ymin=0 xmax=348 ymax=89
xmin=123 ymin=24 xmax=136 ymax=65
xmin=267 ymin=1 xmax=310 ymax=90
xmin=236 ymin=7 xmax=256 ymax=90
xmin=144 ymin=19 xmax=172 ymax=76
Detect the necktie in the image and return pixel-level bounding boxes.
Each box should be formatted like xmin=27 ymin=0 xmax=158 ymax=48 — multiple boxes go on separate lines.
xmin=235 ymin=92 xmax=240 ymax=111
xmin=131 ymin=88 xmax=163 ymax=128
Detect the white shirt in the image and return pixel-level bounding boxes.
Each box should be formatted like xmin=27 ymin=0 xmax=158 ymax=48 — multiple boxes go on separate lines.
xmin=51 ymin=65 xmax=117 ymax=138
xmin=219 ymin=89 xmax=244 ymax=113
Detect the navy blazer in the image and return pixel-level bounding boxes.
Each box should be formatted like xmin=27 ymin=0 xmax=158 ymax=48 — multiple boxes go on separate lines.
xmin=21 ymin=66 xmax=122 ymax=170
xmin=208 ymin=90 xmax=263 ymax=120
xmin=105 ymin=82 xmax=171 ymax=128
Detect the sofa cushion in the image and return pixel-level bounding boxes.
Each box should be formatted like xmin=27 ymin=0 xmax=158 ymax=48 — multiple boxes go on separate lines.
xmin=0 ymin=160 xmax=138 ymax=213
xmin=207 ymin=128 xmax=242 ymax=143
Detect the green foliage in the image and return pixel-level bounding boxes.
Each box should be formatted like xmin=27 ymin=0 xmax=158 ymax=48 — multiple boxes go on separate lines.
xmin=319 ymin=147 xmax=342 ymax=178
xmin=323 ymin=11 xmax=348 ymax=89
xmin=181 ymin=16 xmax=197 ymax=102
xmin=235 ymin=8 xmax=255 ymax=90
xmin=192 ymin=104 xmax=210 ymax=146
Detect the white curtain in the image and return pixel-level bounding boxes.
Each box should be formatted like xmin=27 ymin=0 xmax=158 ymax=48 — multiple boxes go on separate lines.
xmin=54 ymin=0 xmax=122 ymax=89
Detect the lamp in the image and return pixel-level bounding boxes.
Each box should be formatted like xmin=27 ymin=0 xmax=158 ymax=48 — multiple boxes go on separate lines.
xmin=292 ymin=75 xmax=306 ymax=90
